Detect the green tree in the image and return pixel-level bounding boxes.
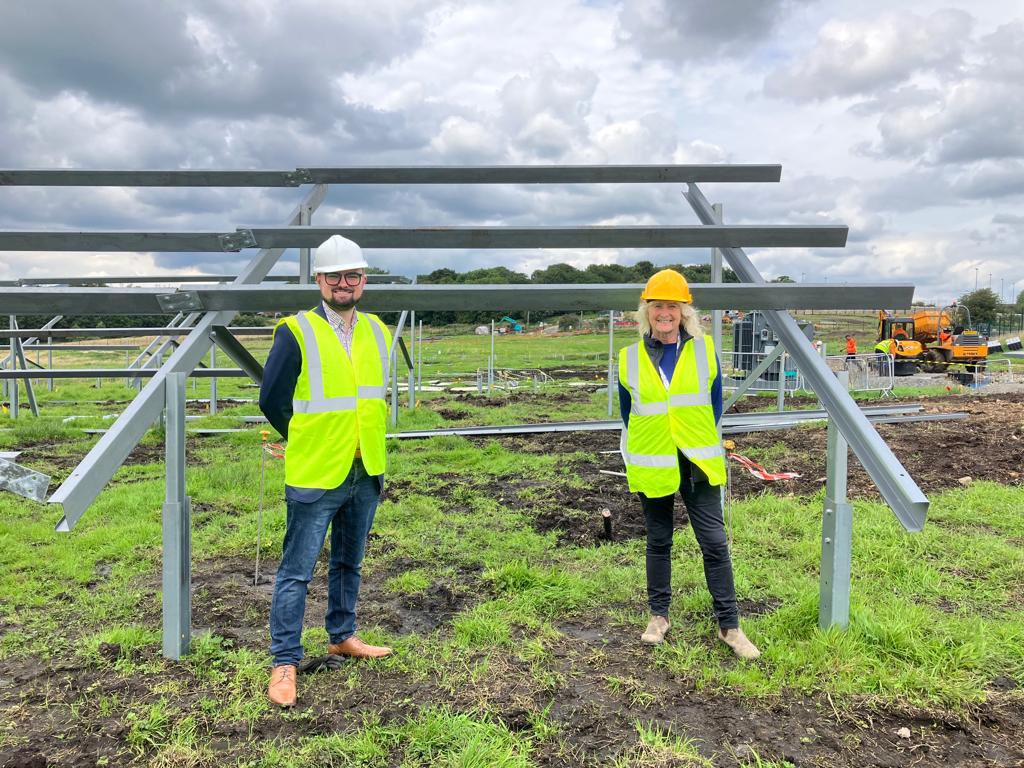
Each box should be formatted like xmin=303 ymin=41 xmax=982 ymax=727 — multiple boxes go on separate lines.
xmin=771 ymin=275 xmax=796 ymax=283
xmin=1016 ymin=288 xmax=1024 ymax=310
xmin=958 ymin=288 xmax=1000 ymax=325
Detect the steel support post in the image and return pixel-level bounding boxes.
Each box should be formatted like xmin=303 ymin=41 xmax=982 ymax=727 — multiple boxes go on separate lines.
xmin=298 ymin=203 xmax=313 ymax=284
xmin=607 ymin=310 xmax=615 ymax=416
xmin=417 ymin=320 xmax=423 ymax=390
xmin=776 ymin=351 xmax=786 ymax=412
xmin=209 ymin=345 xmax=217 ymax=415
xmin=711 ymin=203 xmax=723 ymax=359
xmin=7 ymin=316 xmax=16 ymax=418
xmin=162 ymin=371 xmax=191 ymax=659
xmin=390 ymin=345 xmax=399 ymax=428
xmin=685 ymin=183 xmax=927 ymax=531
xmin=820 ymin=371 xmax=853 ymax=629
xmin=489 ymin=320 xmax=495 ymax=392
xmin=50 ymin=183 xmax=329 ymax=532
xmin=409 ymin=311 xmax=416 ymax=408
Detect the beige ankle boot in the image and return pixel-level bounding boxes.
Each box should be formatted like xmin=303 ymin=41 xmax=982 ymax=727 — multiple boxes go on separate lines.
xmin=641 ymin=615 xmax=670 ymax=645
xmin=718 ymin=627 xmax=761 ymax=659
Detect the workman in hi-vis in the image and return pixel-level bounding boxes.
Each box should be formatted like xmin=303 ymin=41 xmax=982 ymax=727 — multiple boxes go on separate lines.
xmin=618 ymin=269 xmax=760 ymax=659
xmin=259 ymin=235 xmax=393 ymax=708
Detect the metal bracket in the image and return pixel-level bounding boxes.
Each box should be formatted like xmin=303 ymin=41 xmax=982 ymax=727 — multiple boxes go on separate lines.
xmin=284 ymin=168 xmax=314 ymax=186
xmin=157 ymin=291 xmax=203 ymax=313
xmin=0 ymin=456 xmax=51 ymax=501
xmin=219 ymin=229 xmax=258 ymax=251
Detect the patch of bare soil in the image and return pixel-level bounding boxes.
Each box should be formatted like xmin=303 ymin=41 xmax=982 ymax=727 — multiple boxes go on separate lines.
xmin=452 ymin=389 xmax=590 ymax=407
xmin=486 ymin=394 xmax=1024 ymax=547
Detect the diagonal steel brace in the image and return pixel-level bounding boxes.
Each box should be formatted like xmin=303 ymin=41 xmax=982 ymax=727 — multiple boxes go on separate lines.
xmin=49 ymin=184 xmax=328 ymax=531
xmin=685 ymin=183 xmax=927 ymax=531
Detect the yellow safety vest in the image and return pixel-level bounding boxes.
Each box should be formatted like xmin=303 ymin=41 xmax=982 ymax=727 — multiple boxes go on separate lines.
xmin=277 ymin=310 xmax=391 ymax=490
xmin=618 ymin=336 xmax=726 ymax=496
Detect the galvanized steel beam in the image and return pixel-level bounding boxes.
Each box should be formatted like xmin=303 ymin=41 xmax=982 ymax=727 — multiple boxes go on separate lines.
xmin=0 ymin=224 xmax=849 ymax=252
xmin=0 ymin=282 xmax=912 ymax=315
xmin=244 ymin=225 xmax=849 ymax=250
xmin=0 ymin=164 xmax=782 ymax=187
xmin=685 ymin=182 xmax=928 ymax=531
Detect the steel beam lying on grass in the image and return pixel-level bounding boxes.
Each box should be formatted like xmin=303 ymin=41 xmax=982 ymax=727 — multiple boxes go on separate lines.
xmin=685 ymin=183 xmax=928 ymax=532
xmin=0 ymin=164 xmax=782 ymax=187
xmin=47 ymin=184 xmax=328 ymax=533
xmin=0 ymin=224 xmax=849 ymax=252
xmin=0 ymin=283 xmax=913 ymax=315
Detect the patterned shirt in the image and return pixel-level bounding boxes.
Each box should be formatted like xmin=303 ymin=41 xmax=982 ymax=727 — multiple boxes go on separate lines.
xmin=322 ymin=301 xmax=357 ymax=356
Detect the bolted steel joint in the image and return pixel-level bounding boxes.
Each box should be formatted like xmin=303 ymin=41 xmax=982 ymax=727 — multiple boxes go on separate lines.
xmin=219 ymin=229 xmax=258 ymax=251
xmin=157 ymin=291 xmax=203 ymax=313
xmin=283 ymin=168 xmax=314 ymax=186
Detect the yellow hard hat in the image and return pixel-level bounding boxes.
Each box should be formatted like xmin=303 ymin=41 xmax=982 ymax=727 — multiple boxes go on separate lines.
xmin=641 ymin=269 xmax=692 ymax=303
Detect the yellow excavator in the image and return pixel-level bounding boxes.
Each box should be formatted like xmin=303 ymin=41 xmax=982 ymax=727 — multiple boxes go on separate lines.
xmin=877 ymin=305 xmax=987 ymax=375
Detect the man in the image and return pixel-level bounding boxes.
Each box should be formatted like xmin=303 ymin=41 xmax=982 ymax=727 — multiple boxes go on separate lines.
xmin=845 ymin=334 xmax=857 ymax=361
xmin=259 ymin=235 xmax=393 ymax=708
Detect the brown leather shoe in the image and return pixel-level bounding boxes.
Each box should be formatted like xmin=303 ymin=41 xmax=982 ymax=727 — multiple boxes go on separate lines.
xmin=327 ymin=636 xmax=392 ymax=659
xmin=268 ymin=664 xmax=297 ymax=707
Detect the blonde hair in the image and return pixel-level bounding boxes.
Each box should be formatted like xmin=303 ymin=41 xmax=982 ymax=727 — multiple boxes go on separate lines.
xmin=637 ymin=300 xmax=704 ymax=339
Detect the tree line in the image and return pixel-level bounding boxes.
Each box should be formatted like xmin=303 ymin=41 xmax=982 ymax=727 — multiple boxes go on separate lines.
xmin=412 ymin=261 xmax=739 ymax=324
xmin=12 ymin=261 xmax=739 ymax=330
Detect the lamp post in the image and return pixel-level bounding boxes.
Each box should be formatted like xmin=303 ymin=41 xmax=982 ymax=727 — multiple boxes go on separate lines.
xmin=974 ymin=267 xmax=979 ymax=291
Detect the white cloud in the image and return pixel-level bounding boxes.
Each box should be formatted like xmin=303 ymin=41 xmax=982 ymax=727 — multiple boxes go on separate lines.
xmin=0 ymin=0 xmax=1020 ymax=306
xmin=764 ymin=9 xmax=972 ymax=101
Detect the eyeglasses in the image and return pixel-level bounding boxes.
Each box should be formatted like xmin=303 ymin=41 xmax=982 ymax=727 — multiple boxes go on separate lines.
xmin=322 ymin=271 xmax=364 ymax=287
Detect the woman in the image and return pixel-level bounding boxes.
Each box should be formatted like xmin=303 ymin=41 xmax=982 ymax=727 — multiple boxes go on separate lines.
xmin=618 ymin=269 xmax=760 ymax=659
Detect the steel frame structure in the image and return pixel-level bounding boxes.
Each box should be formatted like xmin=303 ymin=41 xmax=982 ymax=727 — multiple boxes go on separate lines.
xmin=0 ymin=163 xmax=928 ymax=654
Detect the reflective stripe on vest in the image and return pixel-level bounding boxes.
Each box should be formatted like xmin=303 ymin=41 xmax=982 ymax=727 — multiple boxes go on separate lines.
xmin=293 ymin=311 xmax=390 ymax=413
xmin=618 ymin=429 xmax=676 ymax=468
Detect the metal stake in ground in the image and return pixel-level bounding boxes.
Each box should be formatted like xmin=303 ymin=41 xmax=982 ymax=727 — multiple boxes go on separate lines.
xmin=820 ymin=370 xmax=853 ymax=629
xmin=162 ymin=371 xmax=191 ymax=659
xmin=255 ymin=430 xmax=269 ymax=587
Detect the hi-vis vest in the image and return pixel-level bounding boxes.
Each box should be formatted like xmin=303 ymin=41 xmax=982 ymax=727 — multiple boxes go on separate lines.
xmin=277 ymin=310 xmax=392 ymax=489
xmin=874 ymin=340 xmax=894 ymax=354
xmin=619 ymin=336 xmax=726 ymax=495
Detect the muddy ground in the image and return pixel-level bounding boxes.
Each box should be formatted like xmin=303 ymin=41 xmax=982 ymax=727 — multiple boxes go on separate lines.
xmin=458 ymin=392 xmax=1024 ymax=547
xmin=5 ymin=560 xmax=1023 ymax=768
xmin=5 ymin=553 xmax=1022 ymax=768
xmin=2 ymin=392 xmax=1023 ymax=765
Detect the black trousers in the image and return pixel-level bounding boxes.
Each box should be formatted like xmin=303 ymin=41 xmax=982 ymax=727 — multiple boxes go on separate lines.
xmin=640 ymin=455 xmax=739 ymax=629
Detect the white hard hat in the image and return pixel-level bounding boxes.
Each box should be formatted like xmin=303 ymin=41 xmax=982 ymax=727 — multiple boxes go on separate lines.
xmin=312 ymin=235 xmax=369 ymax=273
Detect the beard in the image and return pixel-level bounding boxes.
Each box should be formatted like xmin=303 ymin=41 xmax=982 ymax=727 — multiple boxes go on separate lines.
xmin=325 ymin=296 xmax=358 ymax=312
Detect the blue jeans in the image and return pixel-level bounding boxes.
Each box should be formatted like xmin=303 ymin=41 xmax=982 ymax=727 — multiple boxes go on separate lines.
xmin=269 ymin=459 xmax=381 ymax=667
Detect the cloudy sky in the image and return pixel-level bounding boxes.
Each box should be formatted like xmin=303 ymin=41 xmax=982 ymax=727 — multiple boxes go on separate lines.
xmin=0 ymin=0 xmax=1021 ymax=305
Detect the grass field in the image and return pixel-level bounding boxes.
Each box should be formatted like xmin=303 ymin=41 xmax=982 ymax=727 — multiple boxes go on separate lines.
xmin=1 ymin=327 xmax=1022 ymax=766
